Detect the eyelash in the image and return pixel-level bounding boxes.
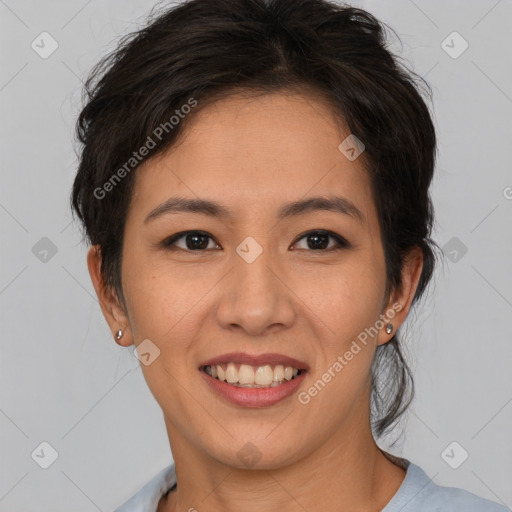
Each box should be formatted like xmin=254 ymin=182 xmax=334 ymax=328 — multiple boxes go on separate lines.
xmin=161 ymin=229 xmax=350 ymax=253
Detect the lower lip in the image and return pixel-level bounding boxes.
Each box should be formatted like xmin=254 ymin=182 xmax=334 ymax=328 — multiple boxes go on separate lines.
xmin=199 ymin=370 xmax=307 ymax=407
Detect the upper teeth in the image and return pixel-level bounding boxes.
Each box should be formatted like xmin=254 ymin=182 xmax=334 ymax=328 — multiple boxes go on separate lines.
xmin=205 ymin=363 xmax=300 ymax=387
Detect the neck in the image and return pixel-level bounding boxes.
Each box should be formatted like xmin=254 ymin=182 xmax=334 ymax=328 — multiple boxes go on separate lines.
xmin=159 ymin=418 xmax=405 ymax=512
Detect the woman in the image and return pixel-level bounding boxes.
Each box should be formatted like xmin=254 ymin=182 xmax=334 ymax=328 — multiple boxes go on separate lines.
xmin=70 ymin=0 xmax=509 ymax=510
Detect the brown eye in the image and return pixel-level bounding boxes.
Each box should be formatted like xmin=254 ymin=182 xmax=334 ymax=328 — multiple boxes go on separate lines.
xmin=162 ymin=231 xmax=219 ymax=251
xmin=292 ymin=230 xmax=349 ymax=251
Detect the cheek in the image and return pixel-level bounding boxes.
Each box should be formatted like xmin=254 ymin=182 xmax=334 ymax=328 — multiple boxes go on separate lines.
xmin=303 ymin=259 xmax=385 ymax=339
xmin=122 ymin=262 xmax=199 ymax=404
xmin=122 ymin=255 xmax=204 ymax=343
xmin=297 ymin=264 xmax=384 ymax=415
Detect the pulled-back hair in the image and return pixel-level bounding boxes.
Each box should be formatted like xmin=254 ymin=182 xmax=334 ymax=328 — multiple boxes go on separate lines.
xmin=71 ymin=0 xmax=439 ymax=438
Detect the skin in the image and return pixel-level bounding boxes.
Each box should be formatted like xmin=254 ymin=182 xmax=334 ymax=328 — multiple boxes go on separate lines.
xmin=88 ymin=91 xmax=423 ymax=512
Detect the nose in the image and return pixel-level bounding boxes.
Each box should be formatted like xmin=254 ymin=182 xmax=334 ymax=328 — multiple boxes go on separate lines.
xmin=215 ymin=244 xmax=296 ymax=336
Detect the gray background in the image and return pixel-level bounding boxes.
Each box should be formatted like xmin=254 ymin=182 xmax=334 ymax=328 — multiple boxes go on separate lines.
xmin=1 ymin=0 xmax=511 ymax=510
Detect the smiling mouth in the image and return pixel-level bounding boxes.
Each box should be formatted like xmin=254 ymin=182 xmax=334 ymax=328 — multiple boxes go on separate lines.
xmin=201 ymin=363 xmax=305 ymax=388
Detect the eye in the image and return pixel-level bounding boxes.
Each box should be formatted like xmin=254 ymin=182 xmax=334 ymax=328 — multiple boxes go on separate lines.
xmin=162 ymin=230 xmax=220 ymax=251
xmin=161 ymin=229 xmax=350 ymax=253
xmin=292 ymin=230 xmax=350 ymax=251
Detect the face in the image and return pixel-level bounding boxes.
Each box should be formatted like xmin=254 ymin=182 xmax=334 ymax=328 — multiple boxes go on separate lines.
xmin=89 ymin=91 xmax=421 ymax=470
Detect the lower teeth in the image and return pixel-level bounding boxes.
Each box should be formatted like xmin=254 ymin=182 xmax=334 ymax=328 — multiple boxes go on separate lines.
xmin=211 ymin=374 xmax=300 ymax=388
xmin=229 ymin=380 xmax=287 ymax=388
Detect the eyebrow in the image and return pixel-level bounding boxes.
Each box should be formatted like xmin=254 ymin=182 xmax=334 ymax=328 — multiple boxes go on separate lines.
xmin=144 ymin=195 xmax=365 ymax=225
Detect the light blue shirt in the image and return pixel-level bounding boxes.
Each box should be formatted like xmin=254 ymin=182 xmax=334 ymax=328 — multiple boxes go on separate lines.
xmin=114 ymin=458 xmax=510 ymax=511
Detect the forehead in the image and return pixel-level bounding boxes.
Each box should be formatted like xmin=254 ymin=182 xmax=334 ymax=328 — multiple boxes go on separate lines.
xmin=129 ymin=91 xmax=376 ymax=226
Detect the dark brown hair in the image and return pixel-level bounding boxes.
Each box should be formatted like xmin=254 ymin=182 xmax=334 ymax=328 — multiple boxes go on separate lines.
xmin=71 ymin=0 xmax=439 ymax=437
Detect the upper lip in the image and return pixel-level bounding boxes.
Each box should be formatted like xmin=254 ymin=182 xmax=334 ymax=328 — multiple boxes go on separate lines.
xmin=200 ymin=352 xmax=309 ymax=371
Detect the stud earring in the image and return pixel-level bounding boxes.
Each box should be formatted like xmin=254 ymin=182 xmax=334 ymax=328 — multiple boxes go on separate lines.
xmin=116 ymin=329 xmax=124 ymax=340
xmin=385 ymin=323 xmax=393 ymax=334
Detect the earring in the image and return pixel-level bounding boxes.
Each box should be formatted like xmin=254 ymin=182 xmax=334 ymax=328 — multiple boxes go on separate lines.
xmin=385 ymin=323 xmax=393 ymax=334
xmin=115 ymin=329 xmax=124 ymax=340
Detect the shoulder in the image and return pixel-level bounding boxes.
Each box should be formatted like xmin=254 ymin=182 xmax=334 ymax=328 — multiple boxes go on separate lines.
xmin=384 ymin=460 xmax=510 ymax=512
xmin=113 ymin=464 xmax=177 ymax=512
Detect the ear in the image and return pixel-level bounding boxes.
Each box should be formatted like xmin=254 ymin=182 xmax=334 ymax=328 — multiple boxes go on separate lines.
xmin=377 ymin=246 xmax=424 ymax=346
xmin=87 ymin=245 xmax=134 ymax=347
